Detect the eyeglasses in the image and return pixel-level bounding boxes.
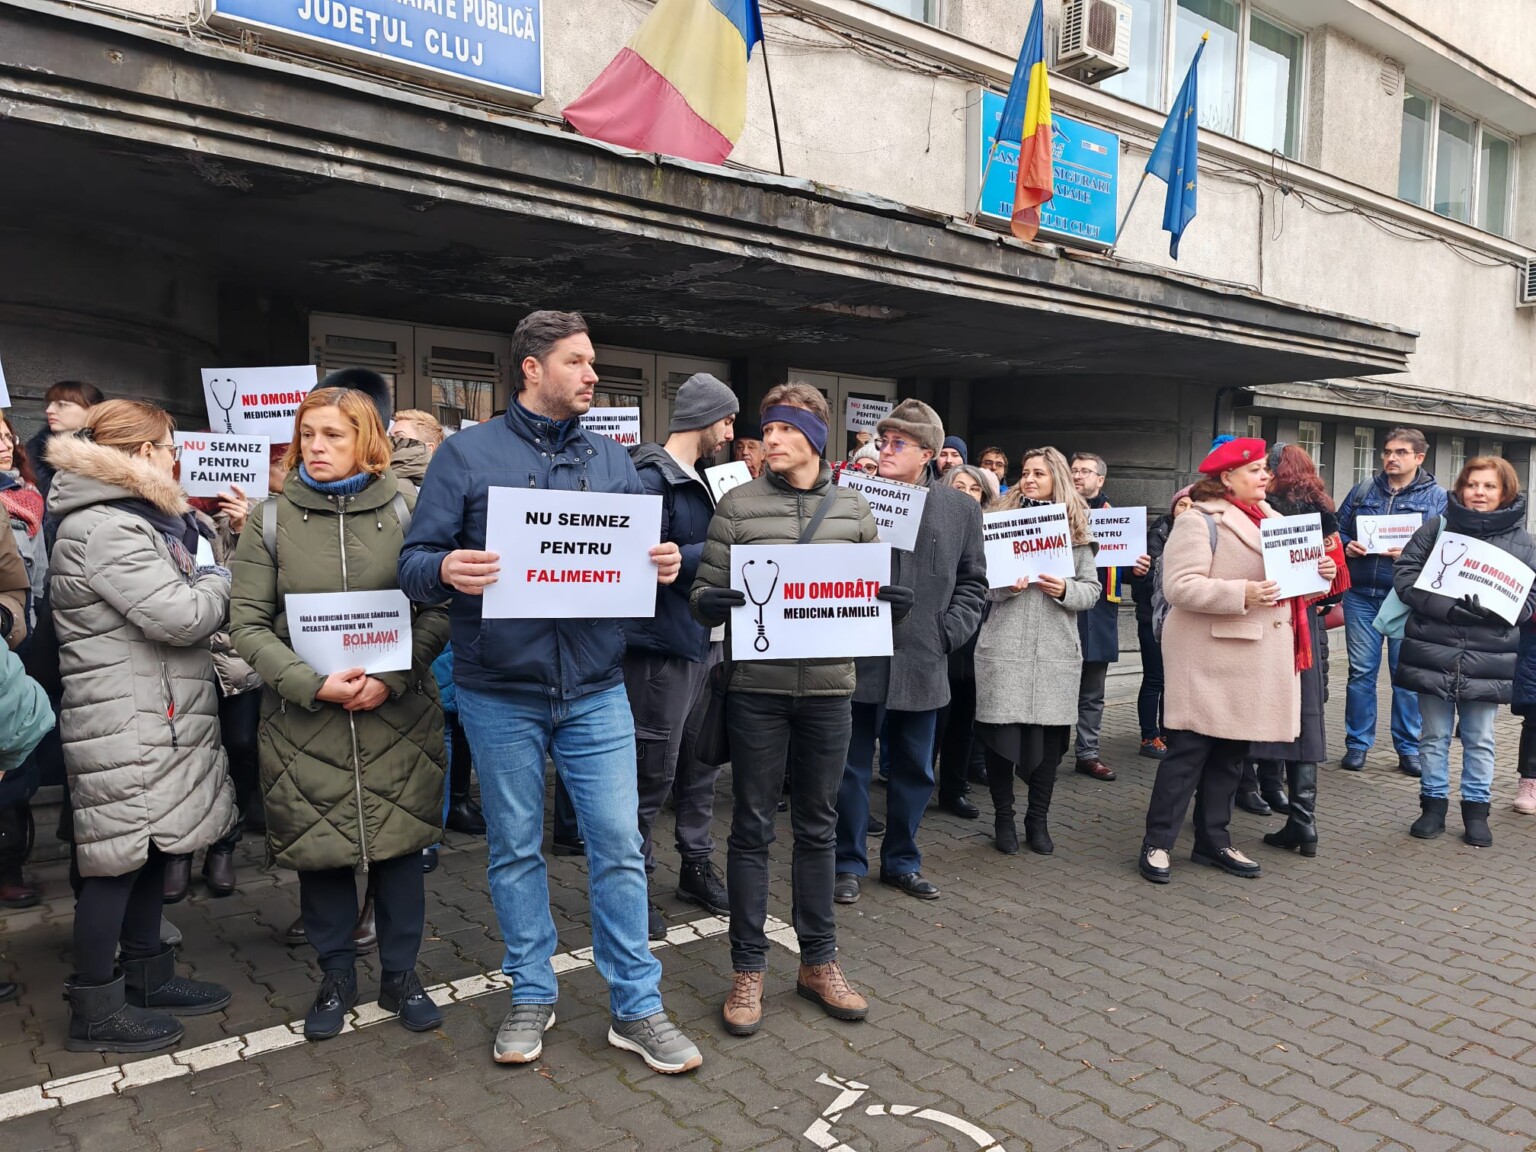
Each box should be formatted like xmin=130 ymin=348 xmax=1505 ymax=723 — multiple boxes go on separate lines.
xmin=1381 ymin=448 xmax=1417 ymax=458
xmin=0 ymin=433 xmax=17 ymax=448
xmin=1069 ymin=468 xmax=1103 ymax=478
xmin=874 ymin=437 xmax=913 ymax=453
xmin=155 ymin=442 xmax=182 ymax=461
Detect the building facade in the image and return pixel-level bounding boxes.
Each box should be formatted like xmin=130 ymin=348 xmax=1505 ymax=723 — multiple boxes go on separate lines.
xmin=0 ymin=0 xmax=1530 ymax=509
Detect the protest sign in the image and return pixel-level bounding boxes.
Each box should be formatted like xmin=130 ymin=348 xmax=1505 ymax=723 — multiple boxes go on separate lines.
xmin=0 ymin=352 xmax=9 ymax=407
xmin=174 ymin=433 xmax=269 ymax=498
xmin=580 ymin=407 xmax=641 ymax=447
xmin=982 ymin=503 xmax=1074 ymax=589
xmin=836 ymin=471 xmax=928 ymax=552
xmin=845 ymin=397 xmax=892 ymax=433
xmin=1356 ymin=513 xmax=1422 ymax=555
xmin=285 ymin=590 xmax=413 ymax=675
xmin=704 ymin=461 xmax=752 ymax=503
xmin=1412 ymin=532 xmax=1535 ymax=626
xmin=729 ymin=542 xmax=892 ymax=661
xmin=1088 ymin=506 xmax=1148 ymax=567
xmin=1261 ymin=513 xmax=1330 ymax=600
xmin=480 ymin=488 xmax=663 ymax=619
xmin=200 ymin=366 xmax=318 ymax=439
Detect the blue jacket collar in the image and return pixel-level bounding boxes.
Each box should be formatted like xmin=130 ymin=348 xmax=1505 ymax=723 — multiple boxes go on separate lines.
xmin=507 ymin=396 xmax=584 ymax=452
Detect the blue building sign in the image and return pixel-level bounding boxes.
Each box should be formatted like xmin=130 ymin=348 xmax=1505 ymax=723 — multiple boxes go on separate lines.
xmin=973 ymin=89 xmax=1119 ymax=248
xmin=208 ymin=0 xmax=543 ymax=103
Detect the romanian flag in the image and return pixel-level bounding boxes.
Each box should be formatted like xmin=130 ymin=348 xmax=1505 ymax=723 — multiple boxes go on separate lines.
xmin=563 ymin=0 xmax=763 ymax=167
xmin=994 ymin=0 xmax=1053 ymax=241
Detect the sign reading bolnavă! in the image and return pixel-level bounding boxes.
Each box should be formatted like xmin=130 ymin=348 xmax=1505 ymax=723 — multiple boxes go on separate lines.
xmin=207 ymin=0 xmax=543 ymax=103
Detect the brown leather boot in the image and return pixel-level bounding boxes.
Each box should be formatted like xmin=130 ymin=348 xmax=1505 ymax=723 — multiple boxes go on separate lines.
xmin=721 ymin=971 xmax=764 ymax=1037
xmin=795 ymin=961 xmax=868 ymax=1022
xmin=351 ymin=892 xmax=378 ymax=955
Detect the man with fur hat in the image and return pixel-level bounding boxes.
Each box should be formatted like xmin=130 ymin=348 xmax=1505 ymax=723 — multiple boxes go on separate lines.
xmin=833 ymin=400 xmax=987 ymax=905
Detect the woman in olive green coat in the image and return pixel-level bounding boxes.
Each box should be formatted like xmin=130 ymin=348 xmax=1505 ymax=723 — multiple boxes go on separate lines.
xmin=230 ymin=387 xmax=449 ymax=1041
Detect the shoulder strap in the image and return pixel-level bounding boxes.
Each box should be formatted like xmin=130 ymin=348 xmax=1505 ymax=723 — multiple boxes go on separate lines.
xmin=261 ymin=496 xmax=279 ymax=566
xmin=391 ymin=492 xmax=412 ymax=537
xmin=798 ymin=487 xmax=839 ymax=545
xmin=1198 ymin=507 xmax=1218 ymax=555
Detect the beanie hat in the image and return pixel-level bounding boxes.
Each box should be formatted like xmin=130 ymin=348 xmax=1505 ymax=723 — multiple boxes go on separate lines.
xmin=876 ymin=399 xmax=945 ymax=456
xmin=850 ymin=442 xmax=880 ymax=466
xmin=669 ymin=373 xmax=739 ymax=433
xmin=321 ymin=367 xmax=393 ymax=426
xmin=943 ymin=435 xmax=968 ymax=463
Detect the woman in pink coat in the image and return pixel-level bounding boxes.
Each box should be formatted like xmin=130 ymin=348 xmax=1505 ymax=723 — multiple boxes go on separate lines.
xmin=1139 ymin=437 xmax=1334 ymax=885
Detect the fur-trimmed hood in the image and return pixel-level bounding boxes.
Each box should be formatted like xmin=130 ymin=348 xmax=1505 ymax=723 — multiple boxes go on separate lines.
xmin=45 ymin=434 xmax=190 ymax=521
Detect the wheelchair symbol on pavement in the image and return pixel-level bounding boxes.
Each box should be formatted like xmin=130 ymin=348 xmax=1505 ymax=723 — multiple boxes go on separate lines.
xmin=804 ymin=1074 xmax=1008 ymax=1152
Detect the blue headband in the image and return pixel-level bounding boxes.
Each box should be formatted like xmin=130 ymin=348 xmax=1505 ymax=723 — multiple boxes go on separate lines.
xmin=762 ymin=404 xmax=828 ymax=457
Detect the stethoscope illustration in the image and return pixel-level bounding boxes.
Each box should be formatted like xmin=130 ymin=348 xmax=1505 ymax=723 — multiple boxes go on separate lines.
xmin=741 ymin=559 xmax=780 ymax=653
xmin=1362 ymin=523 xmax=1378 ymax=552
xmin=1430 ymin=539 xmax=1470 ymax=589
xmin=208 ymin=377 xmax=239 ymax=433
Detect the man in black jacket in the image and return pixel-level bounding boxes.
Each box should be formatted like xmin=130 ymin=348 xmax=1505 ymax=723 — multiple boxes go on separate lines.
xmin=623 ymin=374 xmax=738 ymax=938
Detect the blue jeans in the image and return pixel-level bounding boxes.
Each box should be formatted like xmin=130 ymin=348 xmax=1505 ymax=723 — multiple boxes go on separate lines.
xmin=837 ymin=703 xmax=938 ymax=877
xmin=1417 ymin=695 xmax=1496 ymax=803
xmin=1343 ymin=590 xmax=1421 ymax=755
xmin=455 ymin=683 xmax=662 ymax=1021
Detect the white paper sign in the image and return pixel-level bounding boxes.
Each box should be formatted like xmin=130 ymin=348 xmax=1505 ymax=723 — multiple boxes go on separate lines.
xmin=845 ymin=397 xmax=893 ymax=432
xmin=285 ymin=590 xmax=413 ymax=675
xmin=195 ymin=537 xmax=215 ymax=569
xmin=0 ymin=353 xmax=9 ymax=407
xmin=201 ymin=366 xmax=317 ymax=439
xmin=704 ymin=461 xmax=752 ymax=503
xmin=836 ymin=472 xmax=928 ymax=553
xmin=1357 ymin=513 xmax=1422 ymax=555
xmin=729 ymin=543 xmax=892 ymax=661
xmin=580 ymin=407 xmax=641 ymax=447
xmin=459 ymin=418 xmax=480 ymax=430
xmin=1412 ymin=532 xmax=1535 ymax=626
xmin=1260 ymin=513 xmax=1330 ymax=600
xmin=1088 ymin=506 xmax=1148 ymax=567
xmin=982 ymin=503 xmax=1075 ymax=589
xmin=480 ymin=488 xmax=663 ymax=619
xmin=174 ymin=433 xmax=270 ymax=499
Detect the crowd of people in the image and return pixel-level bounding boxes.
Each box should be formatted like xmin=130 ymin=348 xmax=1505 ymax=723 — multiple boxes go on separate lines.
xmin=2 ymin=310 xmax=1534 ymax=1079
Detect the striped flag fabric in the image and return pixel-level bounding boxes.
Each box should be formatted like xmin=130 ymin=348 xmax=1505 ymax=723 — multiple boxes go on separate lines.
xmin=994 ymin=0 xmax=1054 ymax=242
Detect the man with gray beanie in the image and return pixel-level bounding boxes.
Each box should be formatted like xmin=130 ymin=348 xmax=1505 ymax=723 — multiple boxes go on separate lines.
xmin=623 ymin=373 xmax=738 ymax=938
xmin=834 ymin=399 xmax=987 ymax=904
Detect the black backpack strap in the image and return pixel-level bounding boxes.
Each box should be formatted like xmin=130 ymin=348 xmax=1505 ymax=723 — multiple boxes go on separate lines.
xmin=261 ymin=496 xmax=279 ymax=566
xmin=391 ymin=491 xmax=412 ymax=537
xmin=798 ymin=487 xmax=840 ymax=545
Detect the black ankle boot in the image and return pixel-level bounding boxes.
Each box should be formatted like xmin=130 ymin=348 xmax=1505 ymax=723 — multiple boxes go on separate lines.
xmin=66 ymin=972 xmax=184 ymax=1053
xmin=161 ymin=854 xmax=192 ymax=905
xmin=1461 ymin=800 xmax=1492 ymax=847
xmin=1262 ymin=761 xmax=1317 ymax=857
xmin=993 ymin=816 xmax=1019 ymax=855
xmin=123 ymin=946 xmax=232 ymax=1015
xmin=1023 ymin=758 xmax=1057 ymax=856
xmin=1256 ymin=759 xmax=1291 ymax=815
xmin=1234 ymin=760 xmax=1270 ymax=815
xmin=1410 ymin=796 xmax=1448 ymax=839
xmin=304 ymin=968 xmax=358 ymax=1041
xmin=444 ymin=717 xmax=486 ymax=835
xmin=379 ymin=969 xmax=442 ymax=1032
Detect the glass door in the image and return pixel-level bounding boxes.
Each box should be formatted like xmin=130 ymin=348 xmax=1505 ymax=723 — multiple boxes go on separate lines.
xmin=416 ymin=327 xmax=508 ymax=429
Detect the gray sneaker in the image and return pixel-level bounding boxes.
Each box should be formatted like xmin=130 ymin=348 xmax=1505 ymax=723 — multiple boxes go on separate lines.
xmin=607 ymin=1012 xmax=703 ymax=1074
xmin=493 ymin=1003 xmax=555 ymax=1064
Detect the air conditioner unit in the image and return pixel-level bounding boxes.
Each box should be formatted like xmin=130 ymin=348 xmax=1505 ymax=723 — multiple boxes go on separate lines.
xmin=1519 ymin=259 xmax=1536 ymax=308
xmin=1058 ymin=0 xmax=1132 ymax=85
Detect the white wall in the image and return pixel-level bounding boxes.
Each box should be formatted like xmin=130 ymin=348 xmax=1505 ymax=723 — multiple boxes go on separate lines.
xmin=1384 ymin=0 xmax=1536 ymax=96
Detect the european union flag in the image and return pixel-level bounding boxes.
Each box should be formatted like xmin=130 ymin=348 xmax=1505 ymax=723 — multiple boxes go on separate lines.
xmin=1146 ymin=35 xmax=1206 ymax=259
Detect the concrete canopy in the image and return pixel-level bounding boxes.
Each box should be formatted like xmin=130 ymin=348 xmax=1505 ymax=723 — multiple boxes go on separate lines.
xmin=0 ymin=3 xmax=1415 ymax=384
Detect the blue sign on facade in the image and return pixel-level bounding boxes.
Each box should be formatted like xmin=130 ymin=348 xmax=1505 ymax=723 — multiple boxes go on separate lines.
xmin=976 ymin=90 xmax=1119 ymax=248
xmin=209 ymin=0 xmax=543 ymax=102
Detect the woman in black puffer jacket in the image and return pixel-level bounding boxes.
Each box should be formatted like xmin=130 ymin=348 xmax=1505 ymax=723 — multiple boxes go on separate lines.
xmin=1395 ymin=456 xmax=1536 ymax=847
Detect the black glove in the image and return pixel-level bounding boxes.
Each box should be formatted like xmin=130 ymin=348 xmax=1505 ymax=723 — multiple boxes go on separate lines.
xmin=0 ymin=604 xmax=11 ymax=641
xmin=876 ymin=585 xmax=915 ymax=622
xmin=696 ymin=587 xmax=746 ymax=627
xmin=1447 ymin=593 xmax=1494 ymax=626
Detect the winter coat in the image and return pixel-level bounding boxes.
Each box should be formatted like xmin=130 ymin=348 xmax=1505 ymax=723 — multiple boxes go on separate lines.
xmin=1160 ymin=497 xmax=1300 ymax=743
xmin=974 ymin=542 xmax=1101 ymax=726
xmin=1338 ymin=468 xmax=1447 ymax=598
xmin=46 ymin=435 xmax=236 ymax=878
xmin=853 ymin=478 xmax=987 ymax=712
xmin=1393 ymin=494 xmax=1536 ymax=706
xmin=0 ymin=645 xmax=52 ymax=776
xmin=389 ymin=436 xmax=431 ymax=488
xmin=1 ymin=471 xmax=47 ymax=630
xmin=0 ymin=528 xmax=25 ymax=649
xmin=1512 ymin=625 xmax=1536 ymax=717
xmin=689 ymin=462 xmax=878 ymax=696
xmin=192 ymin=510 xmax=262 ymax=698
xmin=1077 ymin=494 xmax=1128 ymax=663
xmin=624 ymin=443 xmax=716 ymax=663
xmin=231 ymin=469 xmax=449 ymax=872
xmin=26 ymin=428 xmax=57 ymax=498
xmin=398 ymin=400 xmax=644 ymax=701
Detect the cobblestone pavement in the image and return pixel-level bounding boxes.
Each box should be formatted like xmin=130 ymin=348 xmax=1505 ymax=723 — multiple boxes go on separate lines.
xmin=4 ymin=673 xmax=1536 ymax=1152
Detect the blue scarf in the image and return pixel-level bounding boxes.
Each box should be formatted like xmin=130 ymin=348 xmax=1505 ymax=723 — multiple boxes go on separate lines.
xmin=298 ymin=464 xmax=374 ymax=496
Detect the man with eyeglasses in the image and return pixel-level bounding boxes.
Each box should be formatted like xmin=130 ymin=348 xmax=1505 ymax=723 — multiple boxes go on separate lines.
xmin=1336 ymin=428 xmax=1447 ymax=776
xmin=833 ymin=401 xmax=986 ymax=905
xmin=1069 ymin=453 xmax=1151 ymax=783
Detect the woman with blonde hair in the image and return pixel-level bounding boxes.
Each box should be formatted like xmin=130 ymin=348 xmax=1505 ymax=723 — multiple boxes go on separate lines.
xmin=48 ymin=399 xmax=237 ymax=1052
xmin=231 ymin=386 xmax=449 ymax=1041
xmin=973 ymin=447 xmax=1101 ymax=854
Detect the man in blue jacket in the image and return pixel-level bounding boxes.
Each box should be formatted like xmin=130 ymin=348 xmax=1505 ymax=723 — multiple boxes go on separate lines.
xmin=1336 ymin=427 xmax=1447 ymax=775
xmin=398 ymin=311 xmax=702 ymax=1076
xmin=623 ymin=374 xmax=737 ymax=937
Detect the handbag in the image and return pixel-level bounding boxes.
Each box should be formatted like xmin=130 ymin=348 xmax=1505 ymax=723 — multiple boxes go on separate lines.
xmin=693 ymin=485 xmax=842 ymax=767
xmin=1371 ymin=516 xmax=1444 ymax=640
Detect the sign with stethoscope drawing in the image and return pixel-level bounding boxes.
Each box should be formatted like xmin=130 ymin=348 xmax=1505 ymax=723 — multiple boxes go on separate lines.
xmin=729 ymin=543 xmax=892 ymax=661
xmin=1411 ymin=531 xmax=1535 ymax=626
xmin=200 ymin=366 xmax=318 ymax=439
xmin=1356 ymin=513 xmax=1421 ymax=555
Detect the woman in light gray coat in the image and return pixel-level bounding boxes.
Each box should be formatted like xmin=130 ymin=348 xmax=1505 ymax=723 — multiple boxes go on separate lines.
xmin=48 ymin=400 xmax=236 ymax=1054
xmin=974 ymin=448 xmax=1101 ymax=856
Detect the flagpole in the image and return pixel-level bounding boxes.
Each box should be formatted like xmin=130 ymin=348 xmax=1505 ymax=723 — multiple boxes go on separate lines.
xmin=1108 ymin=171 xmax=1150 ymax=255
xmin=759 ymin=35 xmax=787 ymax=176
xmin=970 ymin=143 xmax=1001 ymax=224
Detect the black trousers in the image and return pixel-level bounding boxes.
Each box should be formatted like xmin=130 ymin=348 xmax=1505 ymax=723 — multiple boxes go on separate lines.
xmin=219 ymin=690 xmax=261 ymax=818
xmin=934 ymin=676 xmax=984 ymax=803
xmin=74 ymin=846 xmax=167 ymax=984
xmin=1143 ymin=729 xmax=1248 ymax=853
xmin=1136 ymin=618 xmax=1165 ymax=741
xmin=298 ymin=852 xmax=425 ymax=974
xmin=725 ymin=691 xmax=850 ymax=972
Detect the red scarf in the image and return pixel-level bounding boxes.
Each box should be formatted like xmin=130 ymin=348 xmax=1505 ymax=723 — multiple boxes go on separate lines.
xmin=1229 ymin=498 xmax=1312 ymax=673
xmin=0 ymin=484 xmax=44 ymax=538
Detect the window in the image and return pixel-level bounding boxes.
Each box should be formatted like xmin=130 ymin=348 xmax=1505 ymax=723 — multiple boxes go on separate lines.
xmin=1103 ymin=2 xmax=1304 ymax=158
xmin=864 ymin=0 xmax=936 ymax=23
xmin=1398 ymin=87 xmax=1515 ymax=237
xmin=1450 ymin=436 xmax=1466 ymax=479
xmin=1487 ymin=440 xmax=1504 ymax=460
xmin=1297 ymin=420 xmax=1324 ymax=483
xmin=1244 ymin=414 xmax=1264 ymax=439
xmin=1352 ymin=427 xmax=1375 ymax=486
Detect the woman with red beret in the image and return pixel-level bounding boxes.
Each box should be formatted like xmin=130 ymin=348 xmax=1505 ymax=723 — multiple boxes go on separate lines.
xmin=1139 ymin=437 xmax=1335 ymax=884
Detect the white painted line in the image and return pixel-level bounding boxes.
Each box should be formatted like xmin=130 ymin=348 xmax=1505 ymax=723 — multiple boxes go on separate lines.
xmin=0 ymin=913 xmax=788 ymax=1124
xmin=808 ymin=1073 xmax=1008 ymax=1152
